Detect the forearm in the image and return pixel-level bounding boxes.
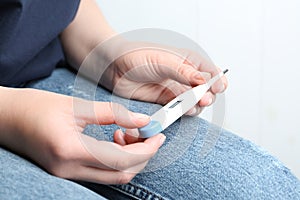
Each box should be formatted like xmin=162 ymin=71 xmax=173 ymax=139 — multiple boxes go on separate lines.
xmin=0 ymin=87 xmax=44 ymax=156
xmin=0 ymin=87 xmax=23 ymax=150
xmin=60 ymin=0 xmax=116 ymax=69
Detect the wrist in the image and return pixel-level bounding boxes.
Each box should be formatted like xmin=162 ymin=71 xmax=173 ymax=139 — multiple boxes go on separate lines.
xmin=0 ymin=87 xmax=24 ymax=148
xmin=76 ymin=35 xmax=131 ymax=89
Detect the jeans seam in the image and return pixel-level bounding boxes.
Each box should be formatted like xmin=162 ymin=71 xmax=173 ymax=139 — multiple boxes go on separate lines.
xmin=110 ymin=183 xmax=165 ymax=200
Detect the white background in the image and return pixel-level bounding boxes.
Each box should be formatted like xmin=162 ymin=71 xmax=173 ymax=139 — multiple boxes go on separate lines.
xmin=96 ymin=0 xmax=300 ymax=178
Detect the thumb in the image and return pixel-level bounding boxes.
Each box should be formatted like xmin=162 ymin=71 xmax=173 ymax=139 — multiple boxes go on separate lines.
xmin=123 ymin=133 xmax=166 ymax=155
xmin=157 ymin=49 xmax=216 ymax=86
xmin=160 ymin=61 xmax=206 ymax=87
xmin=73 ymin=98 xmax=150 ymax=128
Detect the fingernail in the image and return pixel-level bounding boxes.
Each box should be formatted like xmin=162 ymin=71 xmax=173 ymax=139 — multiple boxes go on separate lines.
xmin=134 ymin=113 xmax=150 ymax=120
xmin=218 ymin=83 xmax=225 ymax=92
xmin=117 ymin=129 xmax=126 ymax=146
xmin=160 ymin=135 xmax=166 ymax=145
xmin=194 ymin=72 xmax=205 ymax=82
xmin=190 ymin=107 xmax=198 ymax=115
xmin=194 ymin=72 xmax=202 ymax=79
xmin=133 ymin=113 xmax=150 ymax=125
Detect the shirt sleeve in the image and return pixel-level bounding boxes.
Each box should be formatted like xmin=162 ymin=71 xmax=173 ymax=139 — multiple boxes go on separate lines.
xmin=0 ymin=0 xmax=80 ymax=86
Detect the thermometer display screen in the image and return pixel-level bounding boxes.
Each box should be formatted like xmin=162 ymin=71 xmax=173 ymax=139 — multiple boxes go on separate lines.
xmin=168 ymin=100 xmax=183 ymax=109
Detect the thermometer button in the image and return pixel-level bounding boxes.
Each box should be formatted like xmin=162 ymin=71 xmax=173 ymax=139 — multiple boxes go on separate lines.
xmin=138 ymin=120 xmax=163 ymax=138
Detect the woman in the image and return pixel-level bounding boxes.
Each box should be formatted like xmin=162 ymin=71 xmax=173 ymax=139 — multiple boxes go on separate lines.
xmin=0 ymin=0 xmax=299 ymax=199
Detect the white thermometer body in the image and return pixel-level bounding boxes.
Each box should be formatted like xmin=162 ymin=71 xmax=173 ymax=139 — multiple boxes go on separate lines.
xmin=138 ymin=69 xmax=228 ymax=138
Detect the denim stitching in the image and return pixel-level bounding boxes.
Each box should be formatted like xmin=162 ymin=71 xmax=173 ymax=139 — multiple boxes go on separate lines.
xmin=110 ymin=183 xmax=165 ymax=200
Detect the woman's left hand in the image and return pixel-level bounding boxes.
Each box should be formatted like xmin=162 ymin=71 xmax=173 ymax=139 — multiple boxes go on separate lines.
xmin=102 ymin=45 xmax=228 ymax=116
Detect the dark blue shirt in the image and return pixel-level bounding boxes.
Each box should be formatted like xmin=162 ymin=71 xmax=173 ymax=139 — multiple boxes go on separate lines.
xmin=0 ymin=0 xmax=80 ymax=86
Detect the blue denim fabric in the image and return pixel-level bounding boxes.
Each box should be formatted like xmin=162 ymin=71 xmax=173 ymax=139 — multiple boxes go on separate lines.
xmin=1 ymin=68 xmax=299 ymax=200
xmin=0 ymin=147 xmax=105 ymax=200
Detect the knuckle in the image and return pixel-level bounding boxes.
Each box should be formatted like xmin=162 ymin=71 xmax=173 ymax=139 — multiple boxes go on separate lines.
xmin=177 ymin=64 xmax=187 ymax=74
xmin=112 ymin=159 xmax=130 ymax=171
xmin=109 ymin=102 xmax=124 ymax=117
xmin=109 ymin=102 xmax=123 ymax=111
xmin=50 ymin=142 xmax=72 ymax=162
xmin=47 ymin=141 xmax=77 ymax=176
xmin=109 ymin=102 xmax=131 ymax=125
xmin=117 ymin=173 xmax=135 ymax=184
xmin=153 ymin=51 xmax=166 ymax=63
xmin=47 ymin=144 xmax=78 ymax=179
xmin=48 ymin=164 xmax=66 ymax=178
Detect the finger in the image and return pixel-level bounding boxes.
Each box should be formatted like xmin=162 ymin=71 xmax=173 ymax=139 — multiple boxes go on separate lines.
xmin=113 ymin=129 xmax=126 ymax=146
xmin=211 ymin=75 xmax=228 ymax=94
xmin=94 ymin=102 xmax=150 ymax=128
xmin=128 ymin=48 xmax=204 ymax=86
xmin=122 ymin=133 xmax=165 ymax=157
xmin=132 ymin=49 xmax=205 ymax=87
xmin=201 ymin=66 xmax=227 ymax=95
xmin=162 ymin=56 xmax=227 ymax=94
xmin=183 ymin=50 xmax=217 ymax=75
xmin=77 ymin=161 xmax=148 ymax=185
xmin=124 ymin=128 xmax=145 ymax=144
xmin=80 ymin=133 xmax=165 ymax=171
xmin=74 ymin=99 xmax=150 ymax=128
xmin=185 ymin=105 xmax=204 ymax=116
xmin=200 ymin=66 xmax=226 ymax=95
xmin=199 ymin=68 xmax=227 ymax=95
xmin=182 ymin=51 xmax=228 ymax=93
xmin=129 ymin=81 xmax=189 ymax=105
xmin=201 ymin=72 xmax=212 ymax=82
xmin=198 ymin=91 xmax=215 ymax=107
xmin=185 ymin=91 xmax=215 ymax=116
xmin=160 ymin=63 xmax=206 ymax=87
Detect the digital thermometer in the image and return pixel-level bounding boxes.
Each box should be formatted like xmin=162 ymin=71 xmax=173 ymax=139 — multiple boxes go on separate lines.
xmin=138 ymin=69 xmax=228 ymax=138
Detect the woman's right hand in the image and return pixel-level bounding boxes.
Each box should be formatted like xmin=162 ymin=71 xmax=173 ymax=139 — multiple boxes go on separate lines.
xmin=0 ymin=87 xmax=165 ymax=184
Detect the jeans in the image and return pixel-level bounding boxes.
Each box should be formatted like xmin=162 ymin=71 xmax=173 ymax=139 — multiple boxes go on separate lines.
xmin=1 ymin=68 xmax=300 ymax=200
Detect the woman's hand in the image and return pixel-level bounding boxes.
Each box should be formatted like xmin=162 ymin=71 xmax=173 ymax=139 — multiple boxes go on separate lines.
xmin=59 ymin=0 xmax=227 ymax=116
xmin=0 ymin=87 xmax=165 ymax=184
xmin=102 ymin=44 xmax=228 ymax=116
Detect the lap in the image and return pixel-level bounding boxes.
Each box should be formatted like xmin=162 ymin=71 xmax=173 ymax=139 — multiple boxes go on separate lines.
xmin=0 ymin=147 xmax=104 ymax=200
xmin=9 ymin=68 xmax=299 ymax=199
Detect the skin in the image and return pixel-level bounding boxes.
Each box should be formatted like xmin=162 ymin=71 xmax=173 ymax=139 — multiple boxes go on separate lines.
xmin=0 ymin=0 xmax=227 ymax=184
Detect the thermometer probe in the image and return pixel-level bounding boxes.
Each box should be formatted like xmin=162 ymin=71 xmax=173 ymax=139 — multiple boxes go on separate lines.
xmin=138 ymin=69 xmax=228 ymax=138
